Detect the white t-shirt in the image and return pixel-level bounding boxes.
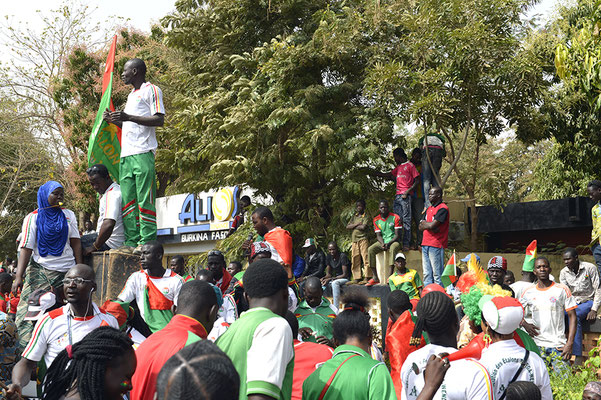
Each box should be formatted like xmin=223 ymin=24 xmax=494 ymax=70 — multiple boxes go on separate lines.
xmin=480 ymin=339 xmax=552 ymax=400
xmin=117 ymin=269 xmax=183 ymax=322
xmin=22 ymin=303 xmax=118 ymax=367
xmin=19 ymin=208 xmax=80 ymax=272
xmin=246 ymin=315 xmax=294 ymax=391
xmin=208 ymin=293 xmax=238 ymax=341
xmin=400 ymin=344 xmax=493 ymax=400
xmin=510 ymin=281 xmax=534 ymax=300
xmin=121 ymin=82 xmax=165 ymax=157
xmin=97 ymin=182 xmax=125 ymax=249
xmin=520 ymin=282 xmax=577 ymax=348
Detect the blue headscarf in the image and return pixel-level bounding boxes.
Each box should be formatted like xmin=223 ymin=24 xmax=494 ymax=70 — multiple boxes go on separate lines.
xmin=36 ymin=181 xmax=69 ymax=257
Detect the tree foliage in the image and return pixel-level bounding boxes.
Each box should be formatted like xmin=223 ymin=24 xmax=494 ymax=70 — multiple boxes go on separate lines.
xmin=161 ymin=0 xmax=550 ymax=246
xmin=0 ymin=100 xmax=56 ymax=257
xmin=162 ymin=0 xmax=399 ymax=240
xmin=529 ymin=0 xmax=601 ymax=198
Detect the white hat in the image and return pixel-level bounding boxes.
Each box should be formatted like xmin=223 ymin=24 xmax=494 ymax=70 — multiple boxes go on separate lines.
xmin=481 ymin=296 xmax=524 ymax=335
xmin=24 ymin=290 xmax=57 ymax=321
xmin=394 ymin=252 xmax=406 ymax=260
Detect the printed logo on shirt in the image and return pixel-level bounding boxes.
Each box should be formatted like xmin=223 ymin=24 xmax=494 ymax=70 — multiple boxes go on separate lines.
xmin=162 ymin=287 xmax=170 ymax=295
xmin=549 ymin=297 xmax=557 ymax=304
xmin=56 ymin=332 xmax=69 ymax=347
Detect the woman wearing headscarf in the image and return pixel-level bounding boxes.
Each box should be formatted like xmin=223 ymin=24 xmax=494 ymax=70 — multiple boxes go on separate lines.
xmin=12 ymin=181 xmax=82 ymax=348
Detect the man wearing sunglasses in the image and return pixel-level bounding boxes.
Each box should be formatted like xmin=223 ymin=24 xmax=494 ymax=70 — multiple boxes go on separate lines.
xmin=7 ymin=264 xmax=118 ymax=398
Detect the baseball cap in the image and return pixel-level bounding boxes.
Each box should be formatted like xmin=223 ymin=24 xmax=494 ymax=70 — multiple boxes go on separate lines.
xmin=394 ymin=252 xmax=406 ymax=260
xmin=461 ymin=254 xmax=480 ymax=262
xmin=302 ymin=238 xmax=316 ymax=248
xmin=24 ymin=289 xmax=57 ymax=321
xmin=250 ymin=241 xmax=272 ymax=260
xmin=487 ymin=256 xmax=508 ymax=271
xmin=481 ymin=296 xmax=524 ymax=335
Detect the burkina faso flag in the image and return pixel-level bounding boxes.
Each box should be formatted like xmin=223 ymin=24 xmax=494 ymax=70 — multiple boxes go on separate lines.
xmin=522 ymin=240 xmax=537 ymax=272
xmin=88 ymin=35 xmax=121 ymax=181
xmin=441 ymin=251 xmax=458 ymax=288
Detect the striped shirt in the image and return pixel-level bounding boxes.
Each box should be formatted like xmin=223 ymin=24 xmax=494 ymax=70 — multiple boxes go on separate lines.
xmin=22 ymin=304 xmax=118 ymax=367
xmin=121 ymin=81 xmax=165 ymax=157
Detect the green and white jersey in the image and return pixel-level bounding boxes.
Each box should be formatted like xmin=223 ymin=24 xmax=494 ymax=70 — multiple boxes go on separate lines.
xmin=302 ymin=344 xmax=396 ymax=400
xmin=217 ymin=307 xmax=294 ymax=400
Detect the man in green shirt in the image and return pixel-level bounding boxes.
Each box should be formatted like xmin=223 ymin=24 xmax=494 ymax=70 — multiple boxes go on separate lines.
xmin=295 ymin=277 xmax=337 ymax=346
xmin=346 ymin=199 xmax=371 ymax=284
xmin=217 ymin=259 xmax=294 ymax=400
xmin=366 ymin=200 xmax=401 ymax=286
xmin=388 ymin=252 xmax=423 ymax=300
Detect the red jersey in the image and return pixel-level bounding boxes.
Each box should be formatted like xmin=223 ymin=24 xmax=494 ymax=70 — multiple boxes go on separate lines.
xmin=291 ymin=340 xmax=334 ymax=400
xmin=131 ymin=314 xmax=208 ymax=400
xmin=421 ymin=201 xmax=449 ymax=248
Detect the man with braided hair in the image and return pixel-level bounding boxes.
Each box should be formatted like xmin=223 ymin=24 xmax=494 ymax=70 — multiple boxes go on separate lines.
xmin=400 ymin=291 xmax=493 ymax=400
xmin=7 ymin=264 xmax=119 ymax=398
xmin=36 ymin=326 xmax=135 ymax=400
xmin=217 ymin=258 xmax=294 ymax=400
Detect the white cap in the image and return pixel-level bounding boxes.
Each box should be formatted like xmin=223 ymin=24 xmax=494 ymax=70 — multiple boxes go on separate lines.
xmin=394 ymin=252 xmax=406 ymax=260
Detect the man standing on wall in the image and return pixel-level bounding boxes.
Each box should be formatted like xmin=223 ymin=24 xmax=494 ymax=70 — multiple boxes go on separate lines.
xmin=419 ymin=187 xmax=449 ymax=286
xmin=104 ymin=58 xmax=164 ymax=251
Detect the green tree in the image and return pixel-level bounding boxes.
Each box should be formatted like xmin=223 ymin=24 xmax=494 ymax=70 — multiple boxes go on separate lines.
xmin=0 ymin=100 xmax=56 ymax=256
xmin=162 ymin=0 xmax=398 ymax=240
xmin=530 ymin=0 xmax=601 ymax=199
xmin=363 ymin=0 xmax=549 ymax=248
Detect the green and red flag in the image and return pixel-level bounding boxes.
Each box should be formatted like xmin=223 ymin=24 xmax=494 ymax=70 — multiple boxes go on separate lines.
xmin=88 ymin=35 xmax=121 ymax=181
xmin=522 ymin=240 xmax=537 ymax=272
xmin=441 ymin=250 xmax=458 ymax=288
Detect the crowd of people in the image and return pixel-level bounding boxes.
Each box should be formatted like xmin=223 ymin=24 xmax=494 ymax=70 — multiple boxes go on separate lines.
xmin=3 ymin=56 xmax=601 ymax=400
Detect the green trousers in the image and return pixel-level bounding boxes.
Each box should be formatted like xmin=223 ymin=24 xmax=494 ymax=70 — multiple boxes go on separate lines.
xmin=120 ymin=151 xmax=157 ymax=246
xmin=368 ymin=241 xmax=401 ymax=282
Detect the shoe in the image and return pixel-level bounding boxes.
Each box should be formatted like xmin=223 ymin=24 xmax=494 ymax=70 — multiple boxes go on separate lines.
xmin=132 ymin=244 xmax=144 ymax=255
xmin=365 ymin=279 xmax=379 ymax=287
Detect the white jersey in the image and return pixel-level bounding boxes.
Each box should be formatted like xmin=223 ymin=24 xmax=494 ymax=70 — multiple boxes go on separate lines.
xmin=208 ymin=293 xmax=238 ymax=341
xmin=510 ymin=281 xmax=534 ymax=300
xmin=520 ymin=282 xmax=577 ymax=348
xmin=117 ymin=269 xmax=183 ymax=322
xmin=480 ymin=339 xmax=552 ymax=400
xmin=121 ymin=82 xmax=164 ymax=157
xmin=22 ymin=303 xmax=118 ymax=367
xmin=97 ymin=182 xmax=125 ymax=249
xmin=19 ymin=208 xmax=80 ymax=272
xmin=400 ymin=344 xmax=493 ymax=400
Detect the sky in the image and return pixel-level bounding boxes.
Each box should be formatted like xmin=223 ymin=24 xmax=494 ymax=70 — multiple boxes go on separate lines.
xmin=1 ymin=0 xmax=561 ymax=35
xmin=2 ymin=0 xmax=178 ymax=35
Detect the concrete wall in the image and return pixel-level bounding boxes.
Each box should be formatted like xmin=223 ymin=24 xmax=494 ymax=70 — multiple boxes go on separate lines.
xmin=402 ymin=250 xmax=595 ymax=279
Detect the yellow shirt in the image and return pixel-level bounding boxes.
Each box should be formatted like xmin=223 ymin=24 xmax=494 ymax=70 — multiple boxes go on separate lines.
xmin=592 ymin=202 xmax=601 ymax=246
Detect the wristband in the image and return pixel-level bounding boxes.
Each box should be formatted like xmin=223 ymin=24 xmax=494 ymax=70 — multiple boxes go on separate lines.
xmin=93 ymin=243 xmax=100 ymax=251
